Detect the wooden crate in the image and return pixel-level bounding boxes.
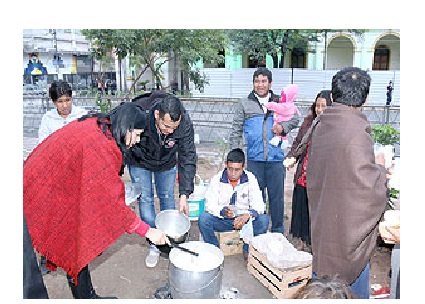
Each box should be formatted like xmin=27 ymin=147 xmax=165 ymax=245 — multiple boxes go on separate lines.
xmin=247 ymin=244 xmax=312 ymax=299
xmin=218 ymin=230 xmax=243 ymax=256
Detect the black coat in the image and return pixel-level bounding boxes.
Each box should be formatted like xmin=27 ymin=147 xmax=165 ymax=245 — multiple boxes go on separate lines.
xmin=128 ymin=92 xmax=197 ymax=197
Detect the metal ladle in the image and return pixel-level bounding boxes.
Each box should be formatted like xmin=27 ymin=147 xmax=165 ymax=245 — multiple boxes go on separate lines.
xmin=169 ymin=242 xmax=199 ymax=256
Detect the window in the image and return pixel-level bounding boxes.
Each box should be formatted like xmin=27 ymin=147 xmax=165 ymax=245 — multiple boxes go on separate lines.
xmin=373 ymin=45 xmax=390 ymax=70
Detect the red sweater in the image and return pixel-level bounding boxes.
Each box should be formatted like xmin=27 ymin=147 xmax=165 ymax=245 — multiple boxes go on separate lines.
xmin=24 ymin=118 xmax=149 ymax=284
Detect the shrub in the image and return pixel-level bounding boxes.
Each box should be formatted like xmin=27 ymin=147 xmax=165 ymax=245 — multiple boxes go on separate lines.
xmin=371 ymin=124 xmax=400 ymax=145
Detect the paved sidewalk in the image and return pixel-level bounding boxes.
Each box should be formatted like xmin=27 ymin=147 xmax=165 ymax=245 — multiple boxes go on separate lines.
xmin=23 ymin=136 xmax=38 ymax=161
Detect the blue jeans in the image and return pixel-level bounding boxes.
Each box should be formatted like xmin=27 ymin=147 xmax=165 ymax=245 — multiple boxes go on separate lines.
xmin=198 ymin=212 xmax=269 ymax=254
xmin=312 ymin=262 xmax=370 ymax=299
xmin=247 ymin=160 xmax=285 ymax=234
xmin=128 ymin=165 xmax=177 ymax=228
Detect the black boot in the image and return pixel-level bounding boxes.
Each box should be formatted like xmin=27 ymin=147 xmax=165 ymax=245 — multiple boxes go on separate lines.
xmin=67 ymin=266 xmax=117 ymax=299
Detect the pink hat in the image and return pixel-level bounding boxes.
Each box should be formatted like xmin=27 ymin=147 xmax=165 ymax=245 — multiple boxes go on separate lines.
xmin=281 ymin=84 xmax=299 ymax=103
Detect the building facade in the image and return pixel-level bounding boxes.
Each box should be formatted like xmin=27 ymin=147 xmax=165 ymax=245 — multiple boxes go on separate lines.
xmin=23 ymin=29 xmax=400 ymax=103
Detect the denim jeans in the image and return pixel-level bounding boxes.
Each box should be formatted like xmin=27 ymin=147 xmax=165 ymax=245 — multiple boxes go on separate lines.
xmin=349 ymin=262 xmax=370 ymax=299
xmin=128 ymin=165 xmax=177 ymax=228
xmin=312 ymin=262 xmax=370 ymax=299
xmin=198 ymin=212 xmax=269 ymax=254
xmin=247 ymin=160 xmax=285 ymax=234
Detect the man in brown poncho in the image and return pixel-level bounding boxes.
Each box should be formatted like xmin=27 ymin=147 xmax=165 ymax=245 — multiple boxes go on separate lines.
xmin=306 ymin=67 xmax=389 ymax=299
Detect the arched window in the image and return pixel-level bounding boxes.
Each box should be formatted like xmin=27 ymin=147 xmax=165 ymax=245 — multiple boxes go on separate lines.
xmin=373 ymin=45 xmax=390 ymax=70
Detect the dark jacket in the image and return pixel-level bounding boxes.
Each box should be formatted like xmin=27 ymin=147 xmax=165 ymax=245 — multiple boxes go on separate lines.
xmin=286 ymin=114 xmax=314 ymax=184
xmin=306 ymin=103 xmax=388 ymax=284
xmin=229 ymin=90 xmax=300 ymax=161
xmin=128 ymin=92 xmax=197 ymax=197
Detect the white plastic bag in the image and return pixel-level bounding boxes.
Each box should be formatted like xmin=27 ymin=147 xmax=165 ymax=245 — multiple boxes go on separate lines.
xmin=239 ymin=217 xmax=254 ymax=243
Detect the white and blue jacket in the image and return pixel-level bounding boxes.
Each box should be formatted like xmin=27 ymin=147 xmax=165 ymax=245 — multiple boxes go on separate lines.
xmin=204 ymin=168 xmax=264 ymax=218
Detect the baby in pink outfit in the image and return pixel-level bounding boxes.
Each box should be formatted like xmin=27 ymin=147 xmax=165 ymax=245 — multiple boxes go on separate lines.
xmin=266 ymin=84 xmax=300 ymax=148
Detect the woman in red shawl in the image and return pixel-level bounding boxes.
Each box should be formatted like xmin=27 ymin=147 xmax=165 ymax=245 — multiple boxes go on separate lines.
xmin=24 ymin=102 xmax=169 ymax=299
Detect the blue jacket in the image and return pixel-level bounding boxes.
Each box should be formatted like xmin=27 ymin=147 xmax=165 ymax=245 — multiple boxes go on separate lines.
xmin=229 ymin=90 xmax=300 ymax=162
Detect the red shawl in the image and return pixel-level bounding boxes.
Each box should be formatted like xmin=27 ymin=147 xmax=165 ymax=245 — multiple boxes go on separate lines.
xmin=24 ymin=118 xmax=138 ymax=284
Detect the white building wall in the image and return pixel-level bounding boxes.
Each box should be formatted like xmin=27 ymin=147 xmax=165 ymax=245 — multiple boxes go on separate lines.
xmin=191 ymin=68 xmax=400 ymax=106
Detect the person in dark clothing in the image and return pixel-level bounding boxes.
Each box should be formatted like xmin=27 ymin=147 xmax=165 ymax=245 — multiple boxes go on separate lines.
xmin=128 ymin=91 xmax=197 ymax=268
xmin=386 ymin=81 xmax=393 ymax=106
xmin=23 ymin=214 xmax=49 ymax=299
xmin=284 ymin=90 xmax=332 ymax=252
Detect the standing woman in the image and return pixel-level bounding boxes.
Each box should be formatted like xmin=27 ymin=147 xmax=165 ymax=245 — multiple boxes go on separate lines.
xmin=23 ymin=102 xmax=169 ymax=299
xmin=284 ymin=90 xmax=332 ymax=252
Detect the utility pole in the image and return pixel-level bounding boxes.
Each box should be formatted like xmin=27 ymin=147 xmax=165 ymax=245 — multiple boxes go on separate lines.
xmin=53 ymin=29 xmax=59 ymax=78
xmin=322 ymin=30 xmax=328 ymax=71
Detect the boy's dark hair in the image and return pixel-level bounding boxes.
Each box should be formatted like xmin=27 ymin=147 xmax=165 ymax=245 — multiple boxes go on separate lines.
xmin=331 ymin=67 xmax=371 ymax=107
xmin=226 ymin=148 xmax=245 ymax=165
xmin=49 ymin=80 xmax=72 ymax=102
xmin=253 ymin=67 xmax=272 ymax=83
xmin=293 ymin=275 xmax=356 ymax=299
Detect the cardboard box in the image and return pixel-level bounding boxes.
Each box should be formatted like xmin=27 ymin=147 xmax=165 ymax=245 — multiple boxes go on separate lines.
xmin=247 ymin=244 xmax=312 ymax=299
xmin=218 ymin=230 xmax=243 ymax=256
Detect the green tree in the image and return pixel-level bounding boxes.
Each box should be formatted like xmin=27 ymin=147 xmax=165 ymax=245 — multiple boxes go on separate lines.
xmin=81 ymin=29 xmax=117 ymax=94
xmin=371 ymin=124 xmax=400 ymax=145
xmin=81 ymin=29 xmax=228 ymax=94
xmin=226 ymin=29 xmax=365 ymax=68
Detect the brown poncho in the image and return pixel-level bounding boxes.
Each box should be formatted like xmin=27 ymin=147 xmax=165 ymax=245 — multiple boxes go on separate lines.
xmin=306 ymin=103 xmax=388 ymax=284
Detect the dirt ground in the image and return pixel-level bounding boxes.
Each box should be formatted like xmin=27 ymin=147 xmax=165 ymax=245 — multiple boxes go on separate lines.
xmin=39 ymin=145 xmax=392 ymax=299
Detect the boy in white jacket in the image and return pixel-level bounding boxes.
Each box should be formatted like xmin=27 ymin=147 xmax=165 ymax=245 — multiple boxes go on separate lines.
xmin=198 ymin=148 xmax=269 ymax=259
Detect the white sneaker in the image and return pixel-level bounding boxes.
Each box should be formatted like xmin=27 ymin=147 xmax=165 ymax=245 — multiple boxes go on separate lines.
xmin=145 ymin=249 xmax=160 ymax=268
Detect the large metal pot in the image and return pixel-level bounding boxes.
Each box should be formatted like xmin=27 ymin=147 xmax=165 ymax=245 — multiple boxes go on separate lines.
xmin=169 ymin=241 xmax=224 ymax=299
xmin=155 ymin=210 xmax=191 ymax=243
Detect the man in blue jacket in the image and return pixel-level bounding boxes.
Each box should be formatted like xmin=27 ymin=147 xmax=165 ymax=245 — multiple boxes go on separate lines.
xmin=229 ymin=67 xmax=300 ymax=234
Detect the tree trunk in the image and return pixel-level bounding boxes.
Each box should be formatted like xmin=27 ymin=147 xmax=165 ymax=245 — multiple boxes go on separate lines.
xmin=127 ymin=65 xmax=149 ymax=96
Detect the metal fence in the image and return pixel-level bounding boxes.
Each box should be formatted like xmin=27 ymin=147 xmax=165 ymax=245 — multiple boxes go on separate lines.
xmin=23 ymin=96 xmax=400 ymax=145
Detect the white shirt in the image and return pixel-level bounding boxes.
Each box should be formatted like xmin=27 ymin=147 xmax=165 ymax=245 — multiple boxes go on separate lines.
xmin=38 ymin=105 xmax=88 ymax=144
xmin=255 ymin=93 xmax=270 ymax=114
